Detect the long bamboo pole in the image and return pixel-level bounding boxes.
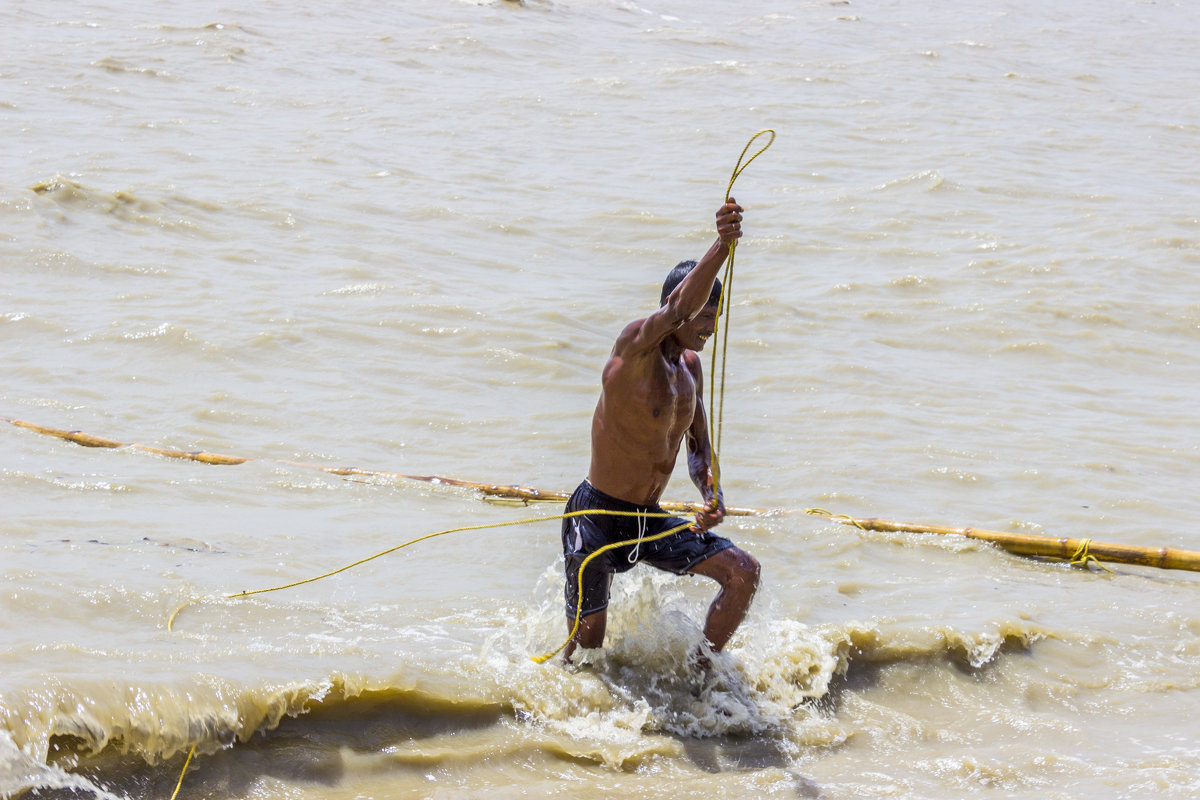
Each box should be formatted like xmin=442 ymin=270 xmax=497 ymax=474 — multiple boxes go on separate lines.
xmin=815 ymin=514 xmax=1200 ymax=573
xmin=8 ymin=417 xmax=1200 ymax=573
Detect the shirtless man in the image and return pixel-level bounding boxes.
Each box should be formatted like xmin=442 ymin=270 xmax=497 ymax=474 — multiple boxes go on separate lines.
xmin=561 ymin=198 xmax=761 ymax=664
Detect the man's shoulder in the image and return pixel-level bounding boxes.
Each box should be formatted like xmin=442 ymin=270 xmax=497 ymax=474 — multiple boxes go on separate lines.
xmin=602 ymin=318 xmax=661 ymax=383
xmin=611 ymin=316 xmax=654 ymax=356
xmin=615 ymin=317 xmax=647 ymax=342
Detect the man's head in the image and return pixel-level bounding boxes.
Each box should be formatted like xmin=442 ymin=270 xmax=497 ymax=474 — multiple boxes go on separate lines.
xmin=660 ymin=260 xmax=723 ymax=309
xmin=660 ymin=260 xmax=722 ymax=352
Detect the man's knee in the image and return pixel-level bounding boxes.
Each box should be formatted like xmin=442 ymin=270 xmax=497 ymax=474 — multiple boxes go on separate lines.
xmin=730 ymin=548 xmax=761 ymax=593
xmin=693 ymin=546 xmax=760 ymax=592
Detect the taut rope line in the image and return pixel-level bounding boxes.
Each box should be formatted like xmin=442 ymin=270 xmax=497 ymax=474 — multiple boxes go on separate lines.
xmin=164 ymin=503 xmax=692 ymax=663
xmin=165 ymin=508 xmax=687 ymax=638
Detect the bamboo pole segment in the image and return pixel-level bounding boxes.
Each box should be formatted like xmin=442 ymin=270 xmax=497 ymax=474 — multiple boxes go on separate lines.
xmin=8 ymin=419 xmax=124 ymax=449
xmin=7 ymin=419 xmax=248 ymax=465
xmin=809 ymin=511 xmax=1200 ymax=573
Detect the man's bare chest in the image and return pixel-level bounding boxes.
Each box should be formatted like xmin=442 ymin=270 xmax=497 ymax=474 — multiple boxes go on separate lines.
xmin=640 ymin=355 xmax=696 ymax=422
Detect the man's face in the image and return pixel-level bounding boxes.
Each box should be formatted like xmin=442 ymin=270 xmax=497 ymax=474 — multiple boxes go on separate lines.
xmin=677 ymin=304 xmax=720 ymax=351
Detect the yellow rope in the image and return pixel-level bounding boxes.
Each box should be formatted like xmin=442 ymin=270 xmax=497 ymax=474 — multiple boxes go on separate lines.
xmin=1070 ymin=538 xmax=1116 ymax=573
xmin=166 ymin=509 xmax=693 ymax=633
xmin=169 ymin=745 xmax=195 ymax=800
xmin=804 ymin=506 xmax=868 ymax=531
xmin=166 ymin=506 xmax=706 ymax=664
xmin=707 ymin=129 xmax=774 ymax=506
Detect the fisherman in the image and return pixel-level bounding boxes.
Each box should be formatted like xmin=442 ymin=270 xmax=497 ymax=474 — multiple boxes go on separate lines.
xmin=561 ymin=198 xmax=760 ymax=665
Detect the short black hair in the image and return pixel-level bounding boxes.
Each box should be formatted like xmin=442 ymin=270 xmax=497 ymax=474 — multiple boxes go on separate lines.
xmin=660 ymin=260 xmax=723 ymax=307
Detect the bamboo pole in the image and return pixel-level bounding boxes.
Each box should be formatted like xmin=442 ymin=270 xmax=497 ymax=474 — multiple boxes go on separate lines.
xmin=7 ymin=419 xmax=248 ymax=465
xmin=8 ymin=416 xmax=1200 ymax=573
xmin=813 ymin=513 xmax=1200 ymax=573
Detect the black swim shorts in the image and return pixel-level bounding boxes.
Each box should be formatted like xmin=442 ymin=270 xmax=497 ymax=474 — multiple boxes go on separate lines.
xmin=561 ymin=479 xmax=735 ymax=618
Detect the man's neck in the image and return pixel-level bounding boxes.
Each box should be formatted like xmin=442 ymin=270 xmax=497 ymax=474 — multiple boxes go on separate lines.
xmin=660 ymin=338 xmax=687 ymax=362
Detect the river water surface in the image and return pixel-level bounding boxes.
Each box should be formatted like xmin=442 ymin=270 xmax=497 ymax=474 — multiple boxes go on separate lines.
xmin=3 ymin=1 xmax=1200 ymax=798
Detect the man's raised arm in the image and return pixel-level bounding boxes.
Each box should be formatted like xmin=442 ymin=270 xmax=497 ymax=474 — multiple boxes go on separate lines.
xmin=618 ymin=199 xmax=744 ymax=356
